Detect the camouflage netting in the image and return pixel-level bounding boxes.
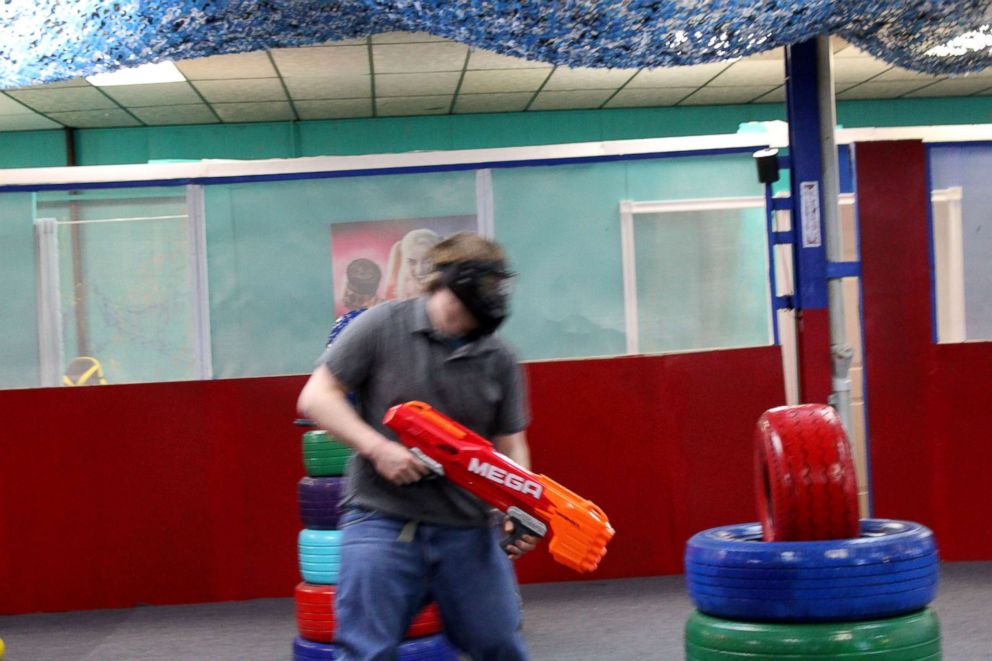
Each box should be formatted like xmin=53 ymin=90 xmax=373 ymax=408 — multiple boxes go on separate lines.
xmin=2 ymin=1 xmax=991 ymax=89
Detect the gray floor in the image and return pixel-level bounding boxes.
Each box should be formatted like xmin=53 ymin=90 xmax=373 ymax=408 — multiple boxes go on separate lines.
xmin=1 ymin=563 xmax=989 ymax=660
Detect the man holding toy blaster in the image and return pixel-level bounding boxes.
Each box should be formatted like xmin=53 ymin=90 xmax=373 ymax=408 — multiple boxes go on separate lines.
xmin=298 ymin=232 xmax=537 ymax=660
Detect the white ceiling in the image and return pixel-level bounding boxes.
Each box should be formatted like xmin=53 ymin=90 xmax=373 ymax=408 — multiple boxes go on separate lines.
xmin=1 ymin=33 xmax=991 ymax=131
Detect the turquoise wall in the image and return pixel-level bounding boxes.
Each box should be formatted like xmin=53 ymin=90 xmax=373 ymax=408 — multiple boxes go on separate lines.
xmin=2 ymin=97 xmax=991 ymax=169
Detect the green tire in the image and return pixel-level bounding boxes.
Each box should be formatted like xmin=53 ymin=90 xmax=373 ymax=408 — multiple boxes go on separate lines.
xmin=685 ymin=609 xmax=941 ymax=659
xmin=302 ymin=431 xmax=353 ymax=477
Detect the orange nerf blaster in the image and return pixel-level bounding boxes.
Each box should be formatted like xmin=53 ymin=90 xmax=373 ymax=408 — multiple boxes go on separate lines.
xmin=383 ymin=401 xmax=615 ymax=573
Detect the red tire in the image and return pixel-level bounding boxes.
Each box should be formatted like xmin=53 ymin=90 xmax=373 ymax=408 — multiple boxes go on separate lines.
xmin=406 ymin=603 xmax=443 ymax=638
xmin=295 ymin=583 xmax=443 ymax=643
xmin=755 ymin=404 xmax=859 ymax=541
xmin=296 ymin=583 xmax=337 ymax=643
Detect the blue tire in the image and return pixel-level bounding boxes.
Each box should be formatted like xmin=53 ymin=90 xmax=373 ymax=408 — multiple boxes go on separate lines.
xmin=684 ymin=519 xmax=938 ymax=622
xmin=299 ymin=529 xmax=342 ymax=585
xmin=292 ymin=634 xmax=458 ymax=660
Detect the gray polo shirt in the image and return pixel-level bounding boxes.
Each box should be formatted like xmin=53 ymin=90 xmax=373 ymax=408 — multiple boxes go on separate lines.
xmin=319 ymin=297 xmax=529 ymax=527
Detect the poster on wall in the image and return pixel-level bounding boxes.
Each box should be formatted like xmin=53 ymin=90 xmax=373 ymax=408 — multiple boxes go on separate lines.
xmin=329 ymin=215 xmax=477 ymax=318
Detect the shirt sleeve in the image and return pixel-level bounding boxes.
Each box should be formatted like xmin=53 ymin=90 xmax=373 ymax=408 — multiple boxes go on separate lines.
xmin=317 ymin=304 xmax=389 ymax=392
xmin=494 ymin=347 xmax=530 ymax=435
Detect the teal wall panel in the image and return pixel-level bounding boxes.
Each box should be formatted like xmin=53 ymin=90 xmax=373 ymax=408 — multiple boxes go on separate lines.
xmin=0 ymin=131 xmax=66 ymax=168
xmin=2 ymin=98 xmax=991 ymax=170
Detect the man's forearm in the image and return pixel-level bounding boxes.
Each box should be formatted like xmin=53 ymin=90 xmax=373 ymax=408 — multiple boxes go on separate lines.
xmin=298 ymin=366 xmax=387 ymax=459
xmin=494 ymin=432 xmax=531 ymax=470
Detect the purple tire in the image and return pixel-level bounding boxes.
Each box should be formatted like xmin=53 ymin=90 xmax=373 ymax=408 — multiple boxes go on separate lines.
xmin=298 ymin=477 xmax=347 ymax=530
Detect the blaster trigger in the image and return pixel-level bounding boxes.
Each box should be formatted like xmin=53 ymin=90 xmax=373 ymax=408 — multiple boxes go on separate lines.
xmin=500 ymin=506 xmax=548 ymax=553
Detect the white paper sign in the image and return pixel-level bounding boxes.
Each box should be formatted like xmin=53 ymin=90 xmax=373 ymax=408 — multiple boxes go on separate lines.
xmin=800 ymin=181 xmax=822 ymax=248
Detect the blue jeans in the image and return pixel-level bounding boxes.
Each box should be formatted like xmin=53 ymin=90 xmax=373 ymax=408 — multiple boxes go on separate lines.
xmin=336 ymin=507 xmax=529 ymax=661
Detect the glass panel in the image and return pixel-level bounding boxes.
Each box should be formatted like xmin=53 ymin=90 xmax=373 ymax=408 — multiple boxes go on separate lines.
xmin=494 ymin=153 xmax=766 ymax=361
xmin=928 ymin=145 xmax=992 ymax=342
xmin=633 ymin=207 xmax=771 ymax=353
xmin=204 ymin=171 xmax=478 ymax=378
xmin=36 ymin=188 xmax=196 ymax=385
xmin=0 ymin=192 xmax=40 ymax=389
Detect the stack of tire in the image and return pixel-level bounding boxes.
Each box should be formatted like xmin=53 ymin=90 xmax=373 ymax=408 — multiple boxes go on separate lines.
xmin=293 ymin=430 xmax=457 ymax=660
xmin=684 ymin=404 xmax=941 ymax=660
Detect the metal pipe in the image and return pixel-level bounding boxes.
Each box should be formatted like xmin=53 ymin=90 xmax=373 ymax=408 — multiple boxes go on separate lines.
xmin=815 ymin=36 xmax=854 ymax=435
xmin=65 ymin=127 xmax=89 ymax=357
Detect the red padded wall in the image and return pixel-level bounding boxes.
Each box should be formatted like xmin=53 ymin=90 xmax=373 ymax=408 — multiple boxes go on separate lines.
xmin=0 ymin=347 xmax=784 ymax=614
xmin=856 ymin=140 xmax=938 ymax=527
xmin=856 ymin=140 xmax=992 ymax=559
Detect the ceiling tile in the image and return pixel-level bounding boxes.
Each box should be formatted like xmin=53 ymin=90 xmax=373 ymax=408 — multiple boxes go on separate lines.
xmin=271 ymin=46 xmax=370 ymax=77
xmin=46 ymin=108 xmax=141 ymax=128
xmin=128 ymin=104 xmax=218 ymax=125
xmin=100 ymin=82 xmax=202 ymax=107
xmin=831 ymin=36 xmax=852 ymax=53
xmin=627 ymin=62 xmax=733 ymax=88
xmin=376 ymin=95 xmax=452 ymax=116
xmin=296 ymin=99 xmax=373 ymax=119
xmin=212 ymin=101 xmax=295 ymax=122
xmin=454 ymin=93 xmax=533 ymax=113
xmin=604 ymin=87 xmax=696 ymax=108
xmin=680 ymin=86 xmax=775 ymax=105
xmin=194 ymin=79 xmax=286 ymax=103
xmin=833 ymin=57 xmax=891 ymax=83
xmin=373 ymin=43 xmax=470 ymax=74
xmin=904 ymin=77 xmax=992 ymax=97
xmin=372 ymin=31 xmax=449 ymax=44
xmin=0 ymin=93 xmax=35 ymax=114
xmin=872 ymin=66 xmax=943 ymax=83
xmin=834 ymin=44 xmax=874 ymax=59
xmin=375 ymin=72 xmax=461 ymax=97
xmin=955 ymin=68 xmax=992 ymax=79
xmin=316 ymin=37 xmax=368 ymax=47
xmin=542 ymin=67 xmax=638 ymax=91
xmin=836 ymin=81 xmax=932 ymax=100
xmin=467 ymin=49 xmax=552 ymax=70
xmin=284 ymin=75 xmax=371 ymax=99
xmin=529 ymin=89 xmax=614 ymax=110
xmin=459 ymin=69 xmax=551 ymax=94
xmin=744 ymin=47 xmax=785 ymax=61
xmin=8 ymin=78 xmax=90 ymax=90
xmin=0 ymin=114 xmax=62 ymax=130
xmin=176 ymin=52 xmax=276 ymax=80
xmin=7 ymin=86 xmax=117 ymax=112
xmin=708 ymin=60 xmax=784 ymax=86
xmin=753 ymin=85 xmax=786 ymax=103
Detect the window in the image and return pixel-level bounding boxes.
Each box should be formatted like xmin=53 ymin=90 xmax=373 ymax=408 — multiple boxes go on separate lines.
xmin=620 ymin=198 xmax=773 ymax=355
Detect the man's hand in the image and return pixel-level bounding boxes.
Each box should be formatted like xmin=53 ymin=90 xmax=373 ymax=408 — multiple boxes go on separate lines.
xmin=368 ymin=440 xmax=431 ymax=485
xmin=503 ymin=517 xmax=540 ymax=560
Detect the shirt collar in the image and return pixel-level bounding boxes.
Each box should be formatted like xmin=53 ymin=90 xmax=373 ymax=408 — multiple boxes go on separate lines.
xmin=412 ymin=297 xmax=433 ymax=334
xmin=412 ymin=296 xmax=500 ymax=357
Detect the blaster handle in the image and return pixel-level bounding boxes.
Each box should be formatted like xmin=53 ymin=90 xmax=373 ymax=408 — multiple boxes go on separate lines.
xmin=500 ymin=506 xmax=548 ymax=554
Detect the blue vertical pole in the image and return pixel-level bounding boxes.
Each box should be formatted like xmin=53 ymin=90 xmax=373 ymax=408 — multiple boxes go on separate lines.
xmin=784 ymin=40 xmax=828 ymax=312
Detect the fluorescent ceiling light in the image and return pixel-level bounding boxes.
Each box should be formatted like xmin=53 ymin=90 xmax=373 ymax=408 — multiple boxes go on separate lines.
xmin=926 ymin=25 xmax=992 ymax=58
xmin=86 ymin=61 xmax=186 ymax=86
